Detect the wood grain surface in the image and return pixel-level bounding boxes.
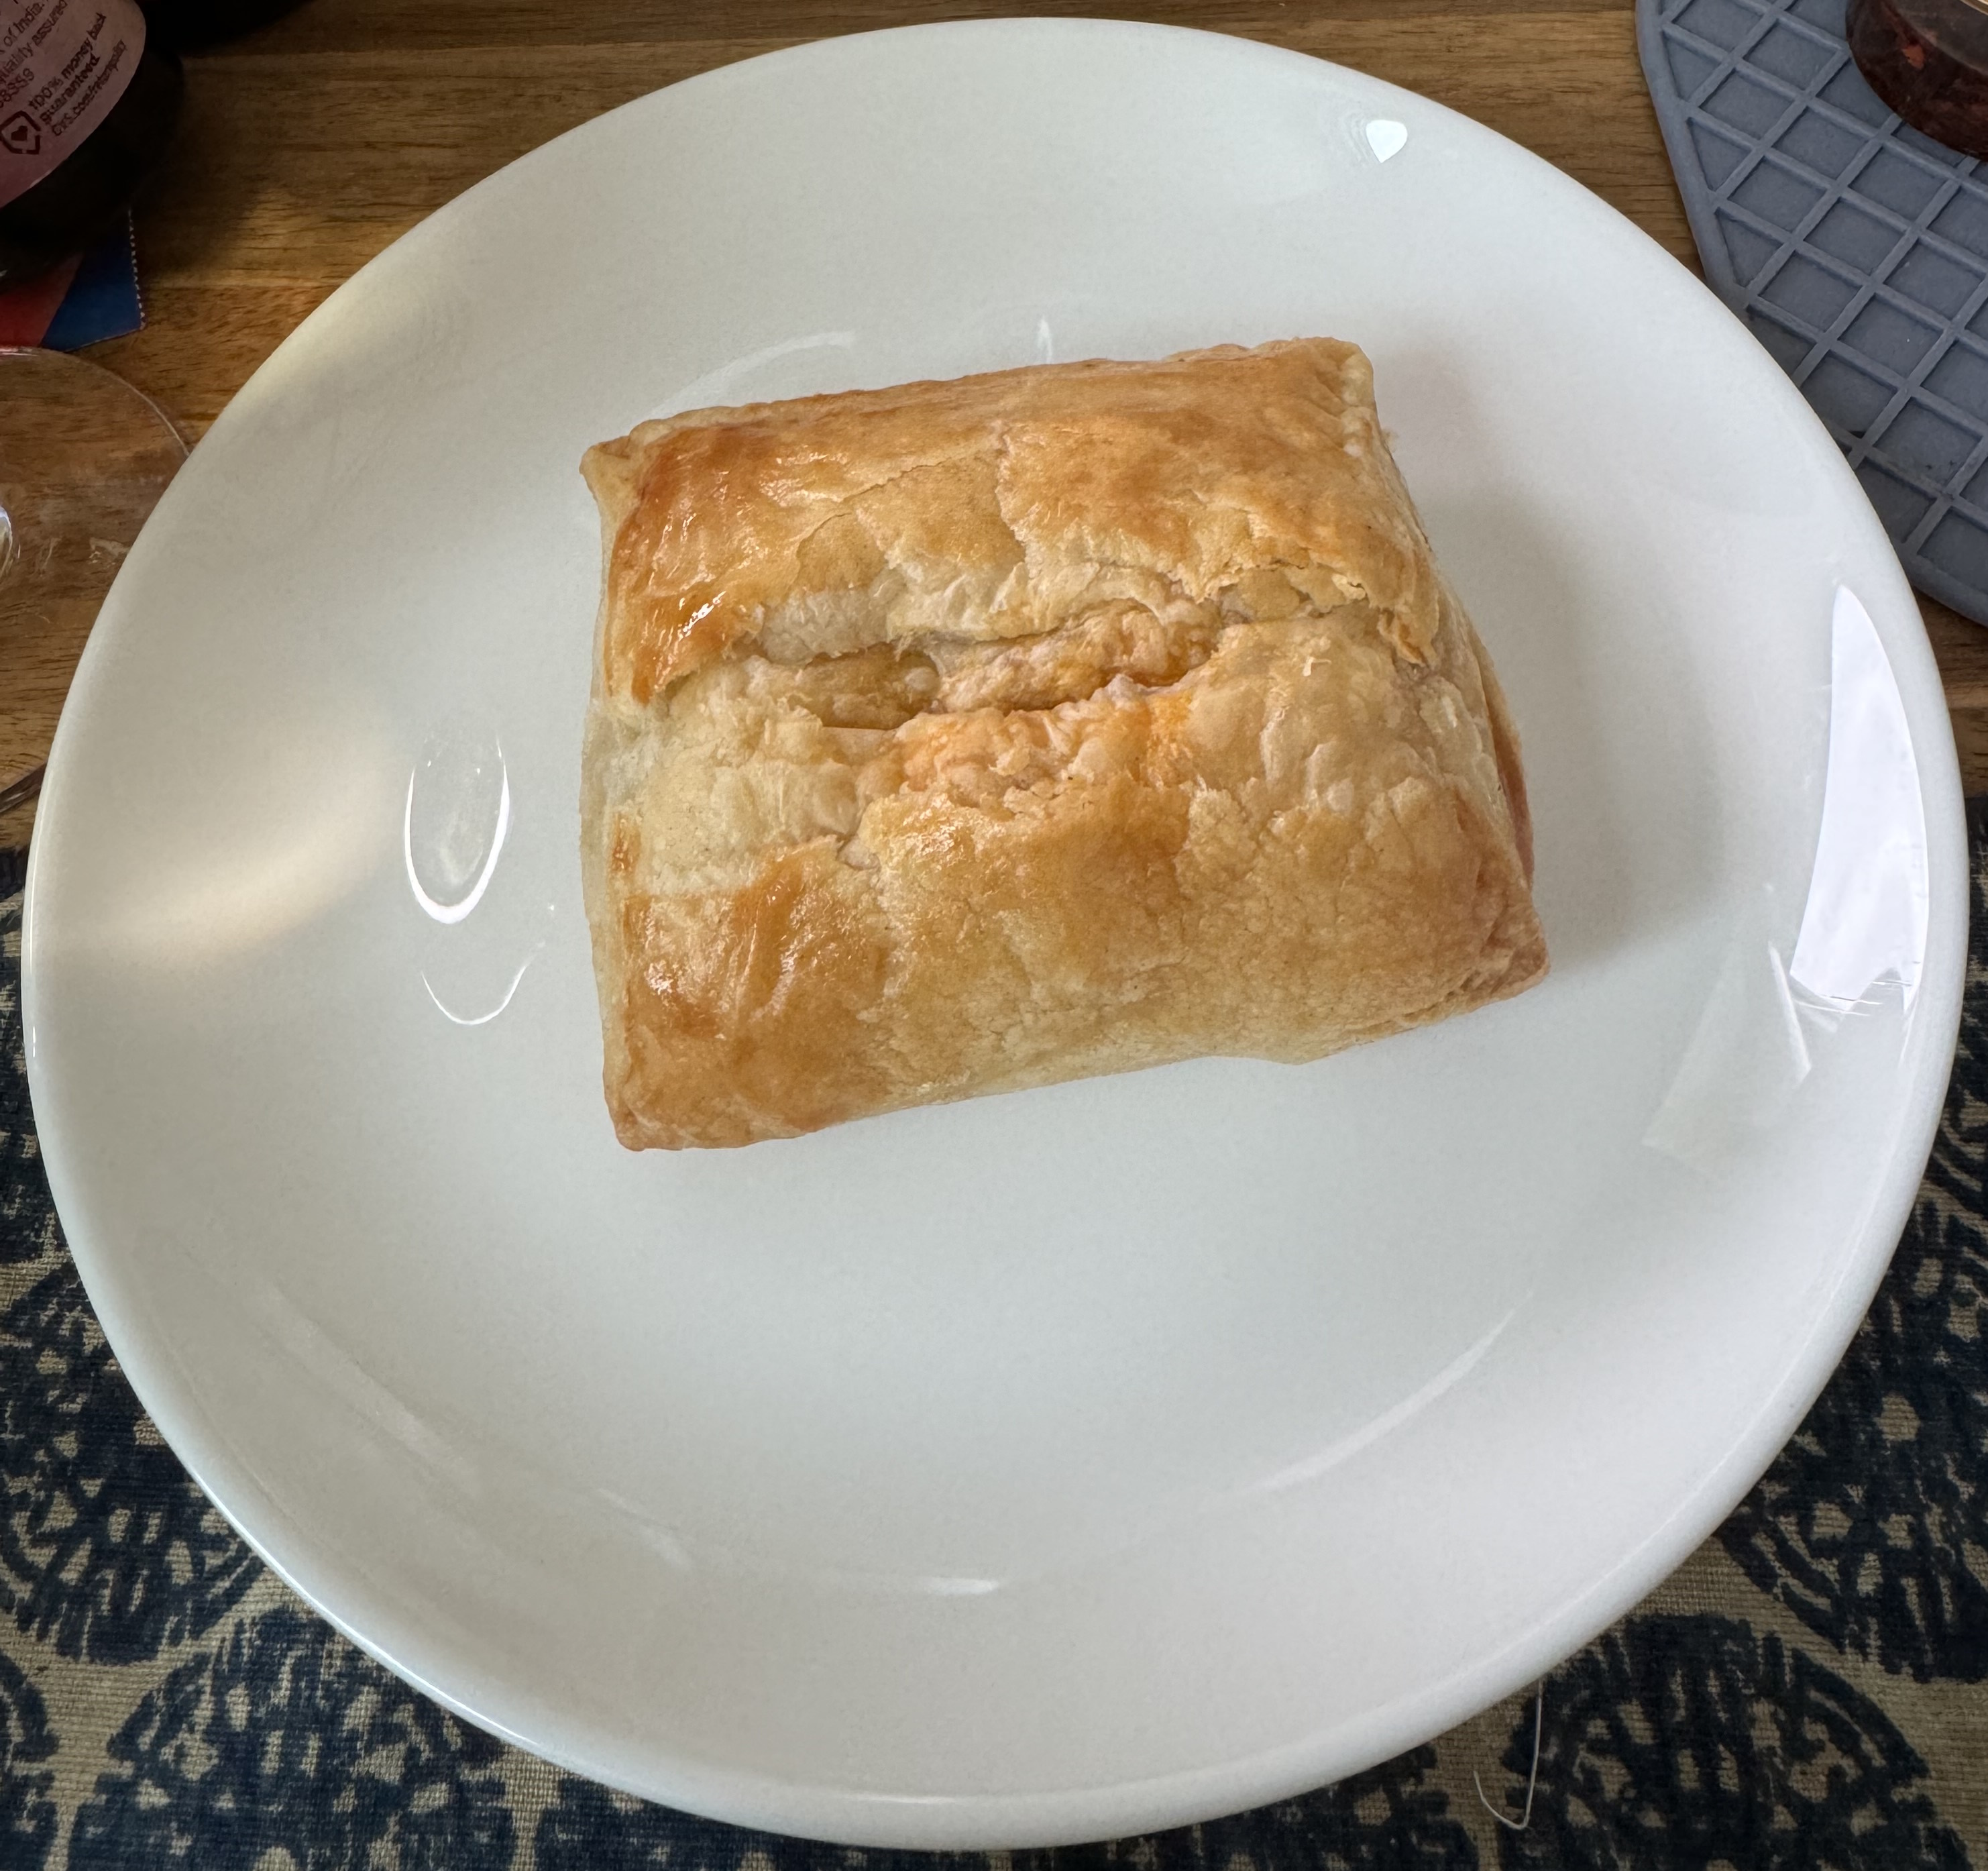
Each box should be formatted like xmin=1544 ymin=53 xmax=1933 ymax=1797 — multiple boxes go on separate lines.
xmin=1 ymin=0 xmax=1983 ymax=850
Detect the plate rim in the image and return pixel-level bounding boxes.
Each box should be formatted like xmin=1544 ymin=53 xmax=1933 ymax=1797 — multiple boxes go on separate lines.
xmin=21 ymin=14 xmax=1972 ymax=1847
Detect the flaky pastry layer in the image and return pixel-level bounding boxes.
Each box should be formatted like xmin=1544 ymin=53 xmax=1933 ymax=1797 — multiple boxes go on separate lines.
xmin=580 ymin=339 xmax=1547 ymax=1148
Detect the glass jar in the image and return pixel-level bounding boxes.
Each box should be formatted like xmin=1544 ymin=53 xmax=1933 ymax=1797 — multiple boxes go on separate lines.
xmin=1848 ymin=0 xmax=1988 ymax=160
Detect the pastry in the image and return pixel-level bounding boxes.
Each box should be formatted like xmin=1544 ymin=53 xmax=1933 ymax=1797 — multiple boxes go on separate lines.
xmin=579 ymin=338 xmax=1546 ymax=1148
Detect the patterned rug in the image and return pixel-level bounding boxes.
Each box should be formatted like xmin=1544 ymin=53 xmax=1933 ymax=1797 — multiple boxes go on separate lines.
xmin=3 ymin=820 xmax=1988 ymax=1870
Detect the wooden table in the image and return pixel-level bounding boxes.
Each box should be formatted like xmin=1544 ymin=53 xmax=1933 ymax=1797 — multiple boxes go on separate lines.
xmin=6 ymin=0 xmax=1987 ymax=850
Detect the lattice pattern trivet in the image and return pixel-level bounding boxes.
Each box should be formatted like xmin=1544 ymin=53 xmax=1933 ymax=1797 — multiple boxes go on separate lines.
xmin=1640 ymin=0 xmax=1988 ymax=622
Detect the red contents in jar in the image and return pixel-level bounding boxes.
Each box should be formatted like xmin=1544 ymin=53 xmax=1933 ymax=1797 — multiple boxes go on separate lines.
xmin=1849 ymin=0 xmax=1988 ymax=159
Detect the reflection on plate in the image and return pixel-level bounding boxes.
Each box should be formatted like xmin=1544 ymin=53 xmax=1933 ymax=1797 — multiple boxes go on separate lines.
xmin=21 ymin=19 xmax=1966 ymax=1850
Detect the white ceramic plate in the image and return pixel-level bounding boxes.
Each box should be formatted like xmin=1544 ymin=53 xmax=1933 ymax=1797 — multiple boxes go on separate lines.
xmin=21 ymin=18 xmax=1967 ymax=1849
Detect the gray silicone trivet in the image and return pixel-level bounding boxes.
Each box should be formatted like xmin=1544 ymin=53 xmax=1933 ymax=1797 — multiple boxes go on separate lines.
xmin=1639 ymin=0 xmax=1988 ymax=622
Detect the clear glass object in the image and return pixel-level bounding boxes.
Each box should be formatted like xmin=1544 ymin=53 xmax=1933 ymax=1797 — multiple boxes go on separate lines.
xmin=0 ymin=346 xmax=186 ymax=830
xmin=1848 ymin=0 xmax=1988 ymax=160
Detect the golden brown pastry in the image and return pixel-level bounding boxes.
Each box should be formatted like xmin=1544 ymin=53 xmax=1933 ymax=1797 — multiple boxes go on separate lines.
xmin=580 ymin=338 xmax=1546 ymax=1149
